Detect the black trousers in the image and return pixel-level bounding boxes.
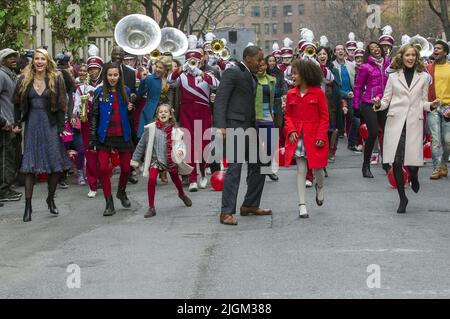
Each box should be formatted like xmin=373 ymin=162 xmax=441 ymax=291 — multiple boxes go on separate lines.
xmin=360 ymin=103 xmax=387 ymax=164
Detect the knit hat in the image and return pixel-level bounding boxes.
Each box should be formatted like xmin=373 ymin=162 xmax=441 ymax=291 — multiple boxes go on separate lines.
xmin=0 ymin=48 xmax=19 ymax=62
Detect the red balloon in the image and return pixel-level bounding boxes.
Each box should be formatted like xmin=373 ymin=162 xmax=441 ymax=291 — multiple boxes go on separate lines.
xmin=359 ymin=123 xmax=369 ymax=140
xmin=423 ymin=142 xmax=432 ymax=159
xmin=210 ymin=171 xmax=226 ymax=191
xmin=111 ymin=151 xmax=120 ymax=167
xmin=387 ymin=167 xmax=410 ymax=189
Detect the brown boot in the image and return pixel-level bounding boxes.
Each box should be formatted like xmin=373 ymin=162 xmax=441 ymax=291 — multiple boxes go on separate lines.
xmin=179 ymin=194 xmax=192 ymax=207
xmin=440 ymin=166 xmax=448 ymax=177
xmin=220 ymin=213 xmax=238 ymax=225
xmin=430 ymin=168 xmax=442 ymax=180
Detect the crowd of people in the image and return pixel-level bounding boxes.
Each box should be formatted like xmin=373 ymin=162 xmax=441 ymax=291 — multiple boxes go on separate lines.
xmin=0 ymin=26 xmax=449 ymax=224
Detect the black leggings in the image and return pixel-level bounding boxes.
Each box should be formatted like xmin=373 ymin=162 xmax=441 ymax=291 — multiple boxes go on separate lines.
xmin=360 ymin=103 xmax=387 ymax=164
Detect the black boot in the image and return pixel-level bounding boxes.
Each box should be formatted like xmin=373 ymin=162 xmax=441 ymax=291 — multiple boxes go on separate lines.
xmin=116 ymin=188 xmax=131 ymax=208
xmin=268 ymin=174 xmax=279 ymax=181
xmin=103 ymin=196 xmax=116 ymax=216
xmin=23 ymin=199 xmax=32 ymax=222
xmin=397 ymin=197 xmax=408 ymax=214
xmin=46 ymin=192 xmax=59 ymax=215
xmin=362 ymin=163 xmax=374 ymax=178
xmin=409 ymin=167 xmax=420 ymax=193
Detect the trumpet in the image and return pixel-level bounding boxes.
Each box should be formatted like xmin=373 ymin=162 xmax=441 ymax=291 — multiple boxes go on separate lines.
xmin=80 ymin=95 xmax=89 ymax=123
xmin=211 ymin=39 xmax=225 ymax=54
xmin=304 ymin=46 xmax=316 ymax=58
xmin=150 ymin=49 xmax=161 ymax=59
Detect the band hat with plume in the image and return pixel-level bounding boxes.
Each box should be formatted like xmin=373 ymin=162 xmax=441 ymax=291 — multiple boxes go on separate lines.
xmin=345 ymin=32 xmax=357 ymax=50
xmin=298 ymin=28 xmax=309 ymax=49
xmin=185 ymin=35 xmax=202 ymax=60
xmin=379 ymin=25 xmax=395 ymax=47
xmin=86 ymin=56 xmax=104 ymax=69
xmin=281 ymin=37 xmax=294 ymax=57
xmin=272 ymin=41 xmax=281 ymax=57
xmin=354 ymin=41 xmax=365 ymax=58
xmin=299 ymin=29 xmax=316 ymax=53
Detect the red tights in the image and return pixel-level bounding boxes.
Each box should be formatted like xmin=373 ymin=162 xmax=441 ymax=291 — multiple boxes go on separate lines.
xmin=147 ymin=167 xmax=185 ymax=208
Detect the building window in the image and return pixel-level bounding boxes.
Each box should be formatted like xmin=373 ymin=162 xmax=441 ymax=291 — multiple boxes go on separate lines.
xmin=251 ymin=6 xmax=260 ymax=17
xmin=264 ymin=23 xmax=270 ymax=35
xmin=265 ymin=40 xmax=271 ymax=52
xmin=299 ymin=4 xmax=305 ymax=15
xmin=272 ymin=6 xmax=277 ymax=17
xmin=264 ymin=6 xmax=270 ymax=18
xmin=283 ymin=5 xmax=292 ymax=16
xmin=252 ymin=23 xmax=261 ymax=35
xmin=272 ymin=23 xmax=277 ymax=35
xmin=238 ymin=3 xmax=245 ymax=16
xmin=283 ymin=22 xmax=292 ymax=34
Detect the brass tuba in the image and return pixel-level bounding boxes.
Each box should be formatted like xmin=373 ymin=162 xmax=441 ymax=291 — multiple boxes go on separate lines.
xmin=304 ymin=46 xmax=316 ymax=58
xmin=211 ymin=39 xmax=225 ymax=54
xmin=114 ymin=14 xmax=162 ymax=56
xmin=80 ymin=95 xmax=89 ymax=123
xmin=158 ymin=27 xmax=188 ymax=57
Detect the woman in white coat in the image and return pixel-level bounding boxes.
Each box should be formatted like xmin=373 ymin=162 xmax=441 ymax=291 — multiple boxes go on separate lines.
xmin=373 ymin=44 xmax=441 ymax=214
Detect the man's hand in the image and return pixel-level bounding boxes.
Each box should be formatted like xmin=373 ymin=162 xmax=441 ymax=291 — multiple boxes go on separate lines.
xmin=431 ymin=99 xmax=442 ymax=110
xmin=289 ymin=132 xmax=298 ymax=144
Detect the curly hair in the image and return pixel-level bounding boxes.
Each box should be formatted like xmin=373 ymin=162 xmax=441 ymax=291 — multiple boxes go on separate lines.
xmin=291 ymin=59 xmax=323 ymax=87
xmin=390 ymin=44 xmax=425 ymax=72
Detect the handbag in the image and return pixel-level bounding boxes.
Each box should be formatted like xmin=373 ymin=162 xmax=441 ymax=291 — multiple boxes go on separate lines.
xmin=60 ymin=121 xmax=74 ymax=143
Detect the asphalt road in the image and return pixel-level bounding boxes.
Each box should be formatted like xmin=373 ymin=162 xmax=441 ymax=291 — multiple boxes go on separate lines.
xmin=1 ymin=144 xmax=449 ymax=299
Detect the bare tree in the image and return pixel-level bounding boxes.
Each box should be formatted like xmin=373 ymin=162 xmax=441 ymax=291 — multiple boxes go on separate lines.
xmin=428 ymin=0 xmax=450 ymax=39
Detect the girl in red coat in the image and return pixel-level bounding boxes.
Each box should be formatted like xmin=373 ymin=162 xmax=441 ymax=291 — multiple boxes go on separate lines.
xmin=283 ymin=60 xmax=329 ymax=218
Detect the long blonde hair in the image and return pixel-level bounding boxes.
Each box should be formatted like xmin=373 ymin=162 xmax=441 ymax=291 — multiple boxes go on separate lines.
xmin=19 ymin=48 xmax=59 ymax=95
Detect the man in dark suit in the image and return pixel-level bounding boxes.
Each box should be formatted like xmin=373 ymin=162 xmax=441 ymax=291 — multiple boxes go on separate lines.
xmin=213 ymin=46 xmax=271 ymax=226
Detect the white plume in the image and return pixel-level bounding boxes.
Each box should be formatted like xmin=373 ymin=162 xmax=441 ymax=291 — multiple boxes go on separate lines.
xmin=197 ymin=35 xmax=204 ymax=48
xmin=283 ymin=37 xmax=293 ymax=48
xmin=246 ymin=42 xmax=254 ymax=47
xmin=356 ymin=41 xmax=364 ymax=50
xmin=401 ymin=34 xmax=410 ymax=45
xmin=299 ymin=28 xmax=309 ymax=39
xmin=382 ymin=25 xmax=393 ymax=36
xmin=205 ymin=32 xmax=216 ymax=42
xmin=88 ymin=44 xmax=99 ymax=57
xmin=348 ymin=32 xmax=355 ymax=42
xmin=319 ymin=36 xmax=329 ymax=47
xmin=221 ymin=38 xmax=227 ymax=46
xmin=304 ymin=30 xmax=314 ymax=43
xmin=188 ymin=35 xmax=198 ymax=50
xmin=272 ymin=41 xmax=280 ymax=51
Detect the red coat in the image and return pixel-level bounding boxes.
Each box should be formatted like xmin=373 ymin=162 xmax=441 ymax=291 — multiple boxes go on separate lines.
xmin=283 ymin=86 xmax=329 ymax=169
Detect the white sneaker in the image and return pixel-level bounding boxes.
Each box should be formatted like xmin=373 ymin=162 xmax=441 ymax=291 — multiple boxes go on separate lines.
xmin=299 ymin=204 xmax=309 ymax=218
xmin=356 ymin=144 xmax=364 ymax=152
xmin=188 ymin=182 xmax=198 ymax=192
xmin=87 ymin=190 xmax=97 ymax=198
xmin=199 ymin=176 xmax=208 ymax=189
xmin=305 ymin=180 xmax=313 ymax=188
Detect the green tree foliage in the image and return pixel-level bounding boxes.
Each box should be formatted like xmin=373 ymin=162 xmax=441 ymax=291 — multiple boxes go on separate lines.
xmin=45 ymin=0 xmax=109 ymax=54
xmin=0 ymin=0 xmax=33 ymax=50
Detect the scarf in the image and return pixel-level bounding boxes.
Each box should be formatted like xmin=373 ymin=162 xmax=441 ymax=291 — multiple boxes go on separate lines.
xmin=0 ymin=65 xmax=18 ymax=83
xmin=156 ymin=119 xmax=177 ymax=173
xmin=373 ymin=57 xmax=384 ymax=68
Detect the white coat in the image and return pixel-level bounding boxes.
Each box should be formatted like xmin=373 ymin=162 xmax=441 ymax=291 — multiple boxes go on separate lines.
xmin=377 ymin=69 xmax=432 ymax=166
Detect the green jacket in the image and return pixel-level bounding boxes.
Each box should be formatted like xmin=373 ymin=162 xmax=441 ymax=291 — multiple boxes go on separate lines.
xmin=255 ymin=73 xmax=276 ymax=120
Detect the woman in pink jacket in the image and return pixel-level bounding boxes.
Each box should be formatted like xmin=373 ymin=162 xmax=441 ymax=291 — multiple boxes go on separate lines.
xmin=353 ymin=42 xmax=391 ymax=178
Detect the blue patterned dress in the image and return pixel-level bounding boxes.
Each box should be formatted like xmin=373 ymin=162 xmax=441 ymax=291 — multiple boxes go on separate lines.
xmin=20 ymin=86 xmax=72 ymax=174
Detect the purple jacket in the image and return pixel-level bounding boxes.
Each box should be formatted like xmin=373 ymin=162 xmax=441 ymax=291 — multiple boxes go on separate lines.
xmin=353 ymin=56 xmax=391 ymax=110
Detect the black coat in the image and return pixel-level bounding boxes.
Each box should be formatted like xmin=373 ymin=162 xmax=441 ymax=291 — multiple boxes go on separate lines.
xmin=213 ymin=62 xmax=256 ymax=129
